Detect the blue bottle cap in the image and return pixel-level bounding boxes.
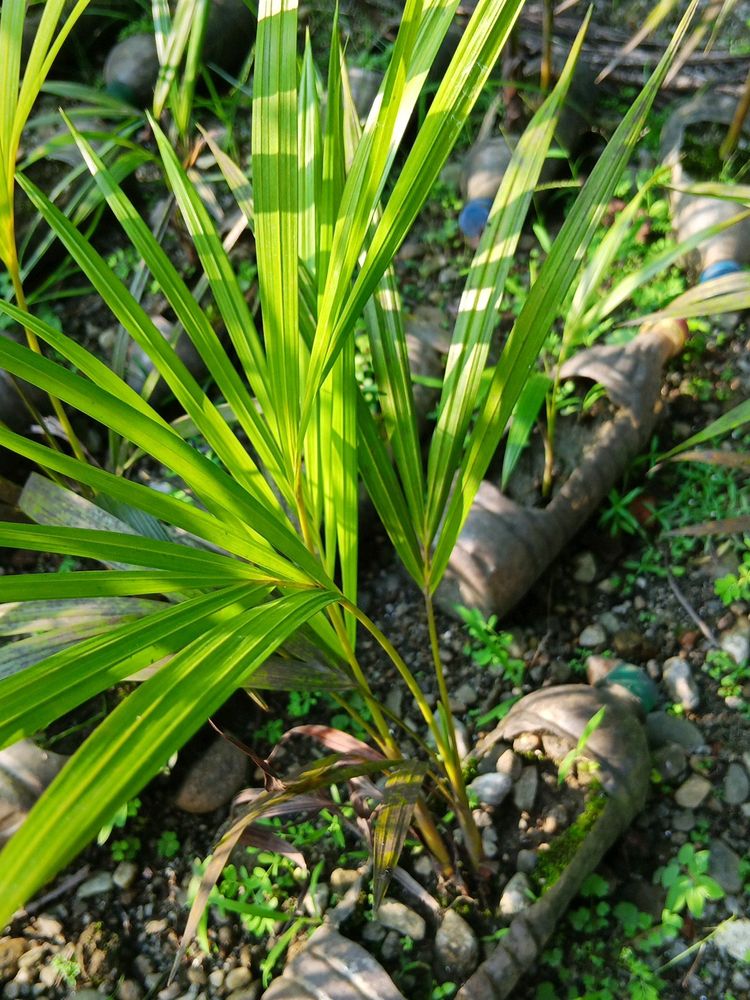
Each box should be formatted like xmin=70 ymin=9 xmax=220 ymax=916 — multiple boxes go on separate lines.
xmin=699 ymin=259 xmax=742 ymax=283
xmin=458 ymin=198 xmax=493 ymax=239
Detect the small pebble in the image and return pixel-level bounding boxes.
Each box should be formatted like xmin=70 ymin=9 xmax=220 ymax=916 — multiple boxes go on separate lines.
xmin=226 ymin=986 xmax=260 ymax=1000
xmin=499 ymin=872 xmax=533 ymax=919
xmin=513 ymin=766 xmax=538 ymax=812
xmin=224 ymin=967 xmax=253 ymax=992
xmin=578 ymin=624 xmax=607 ymax=648
xmin=724 ymin=762 xmax=749 ymax=804
xmin=674 ymin=774 xmax=712 ymax=809
xmin=330 ymin=868 xmax=360 ymax=893
xmin=720 ymin=626 xmax=750 ymax=665
xmin=512 ymin=733 xmax=541 ymax=754
xmin=434 ymin=909 xmax=479 ymax=980
xmin=713 ymin=917 xmax=750 ymax=962
xmin=113 ymin=861 xmax=138 ymax=890
xmin=516 ymin=849 xmax=537 ymax=873
xmin=709 ymin=838 xmax=742 ymax=894
xmin=482 ymin=827 xmax=499 ymax=859
xmin=671 ymin=808 xmax=696 ymax=832
xmin=652 ymin=744 xmax=687 ymax=782
xmin=573 ymin=551 xmax=597 ymax=584
xmin=375 ymin=900 xmax=426 ymax=941
xmin=469 ymin=772 xmax=512 ymax=807
xmin=32 ymin=917 xmax=63 ymax=939
xmin=496 ymin=749 xmax=522 ymax=780
xmin=453 ymin=682 xmax=478 ymax=707
xmin=117 ymin=980 xmax=144 ymax=1000
xmin=362 ymin=921 xmax=387 ymax=943
xmin=76 ymin=871 xmax=114 ymax=898
xmin=662 ymin=657 xmax=700 ymax=711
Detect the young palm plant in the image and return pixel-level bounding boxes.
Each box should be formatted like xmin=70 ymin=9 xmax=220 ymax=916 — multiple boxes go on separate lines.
xmin=0 ymin=0 xmax=696 ymax=952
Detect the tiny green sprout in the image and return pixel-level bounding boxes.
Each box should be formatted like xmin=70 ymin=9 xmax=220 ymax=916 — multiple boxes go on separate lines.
xmin=457 ymin=607 xmax=525 ymax=686
xmin=656 ymin=843 xmax=725 ymax=919
xmin=431 ymin=983 xmax=457 ymax=1000
xmin=157 ymin=830 xmax=180 ymax=859
xmin=613 ymin=900 xmax=653 ymax=937
xmin=49 ymin=954 xmax=81 ymax=988
xmin=111 ymin=835 xmax=141 ymax=862
xmin=558 ymin=706 xmax=606 ymax=784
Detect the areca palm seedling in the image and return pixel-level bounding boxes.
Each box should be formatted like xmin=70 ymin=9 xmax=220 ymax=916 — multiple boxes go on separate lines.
xmin=0 ymin=0 xmax=697 ymax=951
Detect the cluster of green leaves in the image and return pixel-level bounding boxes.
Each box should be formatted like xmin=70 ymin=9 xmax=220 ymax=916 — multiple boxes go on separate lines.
xmin=655 ymin=843 xmax=725 ymax=920
xmin=703 ymin=648 xmax=750 ymax=713
xmin=190 ymin=849 xmax=322 ymax=985
xmin=715 ymin=546 xmax=750 ymax=605
xmin=536 ymin=844 xmax=729 ymax=1000
xmin=535 ymin=872 xmax=667 ymax=1000
xmin=457 ymin=606 xmax=525 ymax=686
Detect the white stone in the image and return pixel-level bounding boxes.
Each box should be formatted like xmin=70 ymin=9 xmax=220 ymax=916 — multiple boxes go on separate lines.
xmin=713 ymin=918 xmax=750 ymax=962
xmin=375 ymin=899 xmax=426 ymax=941
xmin=720 ymin=627 xmax=750 ymax=666
xmin=499 ymin=871 xmax=533 ymax=919
xmin=76 ymin=871 xmax=114 ymax=898
xmin=469 ymin=772 xmax=513 ymax=807
xmin=662 ymin=657 xmax=700 ymax=711
xmin=578 ymin=624 xmax=607 ymax=648
xmin=724 ymin=762 xmax=749 ymax=804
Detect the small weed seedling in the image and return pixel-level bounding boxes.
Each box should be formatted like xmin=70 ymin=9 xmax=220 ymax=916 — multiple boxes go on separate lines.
xmin=704 ymin=649 xmax=750 ymax=715
xmin=111 ymin=835 xmax=141 ymax=862
xmin=715 ymin=545 xmax=750 ymax=605
xmin=97 ymin=796 xmax=142 ymax=846
xmin=157 ymin=830 xmax=180 ymax=859
xmin=655 ymin=844 xmax=725 ymax=920
xmin=48 ymin=954 xmax=81 ymax=989
xmin=558 ymin=706 xmax=606 ymax=785
xmin=535 ymin=872 xmax=667 ymax=1000
xmin=457 ymin=607 xmax=525 ymax=686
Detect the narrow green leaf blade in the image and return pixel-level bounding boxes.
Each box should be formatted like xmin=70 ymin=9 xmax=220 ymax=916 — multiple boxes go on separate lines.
xmin=252 ymin=0 xmax=300 ymax=462
xmin=430 ymin=0 xmax=699 ymax=587
xmin=426 ymin=16 xmax=589 ymax=535
xmin=500 ymin=372 xmax=552 ymax=491
xmin=0 ymin=589 xmax=337 ymax=925
xmin=371 ymin=762 xmax=427 ymax=908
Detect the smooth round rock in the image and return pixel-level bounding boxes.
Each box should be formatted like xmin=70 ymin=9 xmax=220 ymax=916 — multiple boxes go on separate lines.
xmin=174 ymin=737 xmax=248 ymax=813
xmin=709 ymin=839 xmax=743 ymax=894
xmin=645 ymin=712 xmax=705 ymax=751
xmin=435 ymin=909 xmax=479 ymax=980
xmin=662 ymin=657 xmax=700 ymax=711
xmin=674 ymin=773 xmax=712 ymax=809
xmin=224 ymin=967 xmax=253 ymax=993
xmin=720 ymin=626 xmax=750 ymax=665
xmin=375 ymin=900 xmax=426 ymax=941
xmin=724 ymin=762 xmax=750 ymax=804
xmin=469 ymin=772 xmax=513 ymax=807
xmin=499 ymin=872 xmax=533 ymax=919
xmin=578 ymin=624 xmax=607 ymax=648
xmin=512 ymin=766 xmax=538 ymax=812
